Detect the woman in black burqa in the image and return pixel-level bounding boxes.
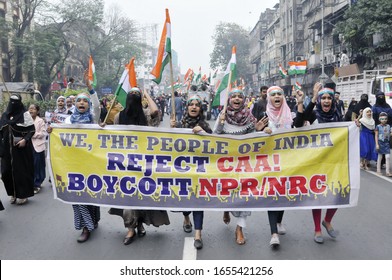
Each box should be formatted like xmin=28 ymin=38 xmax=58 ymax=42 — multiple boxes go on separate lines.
xmin=108 ymin=87 xmax=170 ymax=245
xmin=0 ymin=93 xmax=35 ymax=205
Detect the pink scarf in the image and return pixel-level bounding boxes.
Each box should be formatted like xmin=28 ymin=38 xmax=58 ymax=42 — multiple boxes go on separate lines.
xmin=266 ymin=93 xmax=293 ymax=129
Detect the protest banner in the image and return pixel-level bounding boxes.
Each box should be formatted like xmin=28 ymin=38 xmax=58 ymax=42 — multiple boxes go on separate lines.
xmin=48 ymin=122 xmax=359 ymax=211
xmin=45 ymin=111 xmax=70 ymax=124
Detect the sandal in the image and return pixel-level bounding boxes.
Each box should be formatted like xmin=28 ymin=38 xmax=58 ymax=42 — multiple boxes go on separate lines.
xmin=16 ymin=198 xmax=28 ymax=205
xmin=235 ymin=226 xmax=245 ymax=245
xmin=223 ymin=211 xmax=230 ymax=224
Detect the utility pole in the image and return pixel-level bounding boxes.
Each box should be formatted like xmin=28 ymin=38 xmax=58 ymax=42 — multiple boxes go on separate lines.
xmin=319 ymin=0 xmax=329 ymax=85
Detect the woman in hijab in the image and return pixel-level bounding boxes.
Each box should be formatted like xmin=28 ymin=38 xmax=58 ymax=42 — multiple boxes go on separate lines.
xmin=214 ymin=88 xmax=268 ymax=245
xmin=109 ymin=87 xmax=170 ymax=246
xmin=65 ymin=72 xmax=101 ymax=243
xmin=0 ymin=93 xmax=35 ymax=205
xmin=358 ymin=107 xmax=377 ymax=169
xmin=372 ymin=91 xmax=392 ymax=126
xmin=170 ymin=95 xmax=212 ymax=250
xmin=344 ymin=98 xmax=358 ymax=121
xmin=294 ymin=82 xmax=341 ymax=244
xmin=54 ymin=96 xmax=72 ymax=114
xmin=352 ymin=94 xmax=371 ymax=120
xmin=263 ymin=86 xmax=294 ymax=248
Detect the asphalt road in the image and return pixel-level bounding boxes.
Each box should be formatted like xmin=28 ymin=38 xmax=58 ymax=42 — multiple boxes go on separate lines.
xmin=1 ymin=114 xmax=392 ymax=260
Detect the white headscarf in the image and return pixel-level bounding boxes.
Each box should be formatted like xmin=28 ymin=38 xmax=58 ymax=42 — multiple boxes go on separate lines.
xmin=359 ymin=107 xmax=375 ymax=130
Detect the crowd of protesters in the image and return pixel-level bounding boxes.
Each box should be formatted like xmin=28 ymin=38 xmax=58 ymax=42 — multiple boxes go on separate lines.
xmin=1 ymin=71 xmax=390 ymax=252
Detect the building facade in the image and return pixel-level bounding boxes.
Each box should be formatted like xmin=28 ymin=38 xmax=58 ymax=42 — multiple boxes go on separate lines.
xmin=249 ymin=0 xmax=359 ymax=93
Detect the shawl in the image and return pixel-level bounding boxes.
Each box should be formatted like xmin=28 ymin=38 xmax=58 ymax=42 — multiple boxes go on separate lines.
xmin=226 ymin=90 xmax=256 ymax=127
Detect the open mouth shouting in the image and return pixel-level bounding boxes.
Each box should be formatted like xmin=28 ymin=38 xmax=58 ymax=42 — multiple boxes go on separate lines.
xmin=272 ymin=97 xmax=282 ymax=108
xmin=76 ymin=97 xmax=90 ymax=113
xmin=320 ymin=94 xmax=333 ymax=112
xmin=230 ymin=94 xmax=244 ymax=110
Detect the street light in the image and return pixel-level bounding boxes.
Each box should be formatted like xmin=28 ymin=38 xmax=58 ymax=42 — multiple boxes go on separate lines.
xmin=318 ymin=0 xmax=329 ymax=85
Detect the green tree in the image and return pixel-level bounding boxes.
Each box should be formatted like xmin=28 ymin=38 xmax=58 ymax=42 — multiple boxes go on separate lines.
xmin=210 ymin=22 xmax=250 ymax=80
xmin=0 ymin=0 xmax=45 ymax=82
xmin=336 ymin=0 xmax=392 ymax=66
xmin=30 ymin=0 xmax=144 ymax=96
xmin=30 ymin=24 xmax=72 ymax=96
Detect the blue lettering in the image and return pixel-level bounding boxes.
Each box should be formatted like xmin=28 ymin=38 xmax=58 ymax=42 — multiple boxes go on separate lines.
xmin=68 ymin=173 xmax=85 ymax=191
xmin=174 ymin=156 xmax=190 ymax=172
xmin=102 ymin=175 xmax=118 ymax=193
xmin=107 ymin=153 xmax=126 ymax=170
xmin=119 ymin=177 xmax=136 ymax=195
xmin=86 ymin=175 xmax=103 ymax=192
xmin=138 ymin=178 xmax=157 ymax=195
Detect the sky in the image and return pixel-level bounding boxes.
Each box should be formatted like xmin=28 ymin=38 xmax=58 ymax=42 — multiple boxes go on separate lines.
xmin=104 ymin=0 xmax=277 ymax=75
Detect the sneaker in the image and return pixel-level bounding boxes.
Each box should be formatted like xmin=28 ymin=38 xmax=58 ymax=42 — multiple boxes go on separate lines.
xmin=269 ymin=234 xmax=280 ymax=248
xmin=277 ymin=223 xmax=286 ymax=235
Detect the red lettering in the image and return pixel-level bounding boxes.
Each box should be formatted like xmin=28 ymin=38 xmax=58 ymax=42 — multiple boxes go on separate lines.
xmin=235 ymin=156 xmax=253 ymax=172
xmin=239 ymin=178 xmax=259 ymax=196
xmin=217 ymin=157 xmax=234 ymax=172
xmin=254 ymin=155 xmax=272 ymax=172
xmin=267 ymin=177 xmax=287 ymax=196
xmin=309 ymin=174 xmax=327 ymax=194
xmin=199 ymin=178 xmax=218 ymax=196
xmin=220 ymin=178 xmax=239 ymax=196
xmin=288 ymin=176 xmax=308 ymax=195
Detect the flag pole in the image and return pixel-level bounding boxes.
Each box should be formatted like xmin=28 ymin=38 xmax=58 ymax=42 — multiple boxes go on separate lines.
xmin=169 ymin=53 xmax=176 ymax=121
xmin=220 ymin=69 xmax=234 ymax=124
xmin=103 ymin=83 xmax=122 ymax=124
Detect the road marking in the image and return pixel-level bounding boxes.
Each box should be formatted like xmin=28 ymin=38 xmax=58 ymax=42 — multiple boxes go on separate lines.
xmin=365 ymin=170 xmax=392 ymax=183
xmin=182 ymin=237 xmax=197 ymax=260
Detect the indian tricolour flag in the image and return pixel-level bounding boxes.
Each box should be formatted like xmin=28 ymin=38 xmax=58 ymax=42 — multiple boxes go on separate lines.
xmin=88 ymin=55 xmax=97 ymax=87
xmin=183 ymin=68 xmax=193 ymax=82
xmin=114 ymin=57 xmax=137 ymax=107
xmin=151 ymin=9 xmax=171 ymax=84
xmin=195 ymin=67 xmax=201 ymax=84
xmin=212 ymin=46 xmax=237 ymax=107
xmin=279 ymin=64 xmax=287 ymax=78
xmin=288 ymin=60 xmax=307 ymax=75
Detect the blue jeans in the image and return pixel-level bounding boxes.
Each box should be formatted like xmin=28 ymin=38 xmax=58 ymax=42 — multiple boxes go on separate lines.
xmin=183 ymin=211 xmax=204 ymax=230
xmin=33 ymin=150 xmax=46 ymax=187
